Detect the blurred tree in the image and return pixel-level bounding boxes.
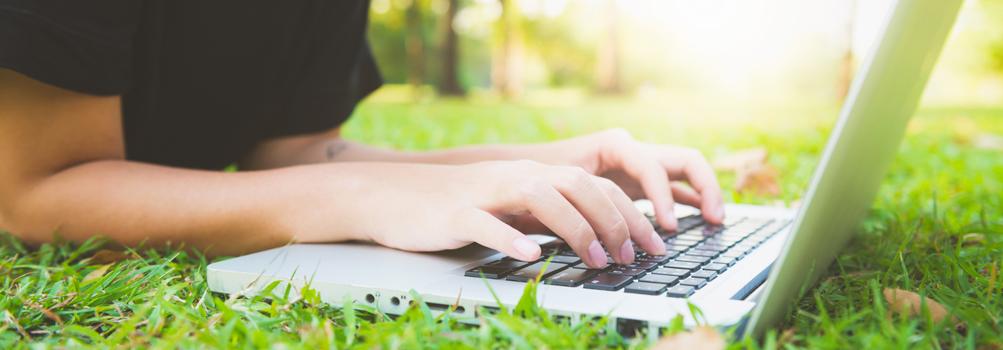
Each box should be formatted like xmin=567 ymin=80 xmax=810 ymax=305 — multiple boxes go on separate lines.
xmin=595 ymin=0 xmax=622 ymax=94
xmin=439 ymin=0 xmax=464 ymax=96
xmin=836 ymin=0 xmax=856 ymax=101
xmin=405 ymin=0 xmax=426 ymax=90
xmin=492 ymin=0 xmax=523 ymax=98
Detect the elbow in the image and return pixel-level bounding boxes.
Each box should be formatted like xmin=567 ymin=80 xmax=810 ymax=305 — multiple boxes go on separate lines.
xmin=0 ymin=200 xmax=27 ymax=242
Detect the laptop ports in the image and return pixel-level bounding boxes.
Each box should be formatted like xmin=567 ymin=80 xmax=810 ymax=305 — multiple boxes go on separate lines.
xmin=616 ymin=318 xmax=648 ymax=338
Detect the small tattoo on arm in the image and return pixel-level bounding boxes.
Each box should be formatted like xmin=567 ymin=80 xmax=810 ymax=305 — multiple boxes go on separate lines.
xmin=325 ymin=141 xmax=349 ymax=161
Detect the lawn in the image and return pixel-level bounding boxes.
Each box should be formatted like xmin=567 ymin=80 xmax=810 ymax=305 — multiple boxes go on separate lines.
xmin=2 ymin=89 xmax=1001 ymax=349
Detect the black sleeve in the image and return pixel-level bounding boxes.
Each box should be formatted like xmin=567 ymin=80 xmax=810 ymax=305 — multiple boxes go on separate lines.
xmin=0 ymin=0 xmax=141 ymax=95
xmin=273 ymin=40 xmax=384 ymax=138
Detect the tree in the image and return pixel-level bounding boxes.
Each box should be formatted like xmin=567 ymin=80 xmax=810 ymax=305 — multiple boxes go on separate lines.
xmin=595 ymin=0 xmax=622 ymax=94
xmin=405 ymin=0 xmax=426 ymax=91
xmin=492 ymin=0 xmax=523 ymax=98
xmin=439 ymin=0 xmax=464 ymax=96
xmin=836 ymin=0 xmax=857 ymax=101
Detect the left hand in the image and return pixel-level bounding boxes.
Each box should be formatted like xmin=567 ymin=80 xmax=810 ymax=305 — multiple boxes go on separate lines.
xmin=522 ymin=129 xmax=725 ymax=232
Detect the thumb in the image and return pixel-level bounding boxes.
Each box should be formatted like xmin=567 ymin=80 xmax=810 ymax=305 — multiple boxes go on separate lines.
xmin=459 ymin=208 xmax=541 ymax=261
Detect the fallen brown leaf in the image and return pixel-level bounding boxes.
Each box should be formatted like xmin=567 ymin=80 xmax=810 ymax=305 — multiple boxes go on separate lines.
xmin=82 ymin=264 xmax=111 ymax=283
xmin=651 ymin=326 xmax=726 ymax=350
xmin=778 ymin=327 xmax=796 ymax=346
xmin=714 ymin=148 xmax=768 ymax=172
xmin=961 ymin=233 xmax=986 ymax=247
xmin=25 ymin=300 xmax=63 ymax=325
xmin=89 ymin=249 xmax=133 ymax=264
xmin=883 ymin=288 xmax=952 ymax=323
xmin=735 ymin=164 xmax=781 ymax=196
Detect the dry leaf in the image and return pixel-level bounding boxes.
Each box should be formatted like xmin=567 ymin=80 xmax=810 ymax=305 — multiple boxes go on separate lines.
xmin=735 ymin=164 xmax=781 ymax=196
xmin=89 ymin=249 xmax=133 ymax=264
xmin=651 ymin=326 xmax=726 ymax=350
xmin=973 ymin=134 xmax=1003 ymax=151
xmin=882 ymin=288 xmax=951 ymax=323
xmin=961 ymin=233 xmax=986 ymax=247
xmin=777 ymin=327 xmax=796 ymax=346
xmin=714 ymin=148 xmax=768 ymax=172
xmin=82 ymin=264 xmax=111 ymax=283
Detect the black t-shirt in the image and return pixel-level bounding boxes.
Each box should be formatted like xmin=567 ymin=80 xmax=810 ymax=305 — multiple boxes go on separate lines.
xmin=0 ymin=0 xmax=382 ymax=169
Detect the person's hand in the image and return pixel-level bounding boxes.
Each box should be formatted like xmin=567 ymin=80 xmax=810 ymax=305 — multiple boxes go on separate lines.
xmin=332 ymin=161 xmax=667 ymax=268
xmin=528 ymin=129 xmax=725 ymax=231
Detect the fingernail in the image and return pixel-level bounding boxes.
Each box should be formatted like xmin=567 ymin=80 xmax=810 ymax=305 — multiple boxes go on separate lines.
xmin=650 ymin=231 xmax=667 ymax=254
xmin=716 ymin=206 xmax=726 ymax=221
xmin=619 ymin=240 xmax=636 ymax=264
xmin=665 ymin=209 xmax=678 ymax=231
xmin=513 ymin=237 xmax=541 ymax=260
xmin=588 ymin=240 xmax=606 ymax=267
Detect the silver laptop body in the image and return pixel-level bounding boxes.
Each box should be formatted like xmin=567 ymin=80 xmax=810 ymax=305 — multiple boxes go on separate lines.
xmin=207 ymin=0 xmax=961 ymax=338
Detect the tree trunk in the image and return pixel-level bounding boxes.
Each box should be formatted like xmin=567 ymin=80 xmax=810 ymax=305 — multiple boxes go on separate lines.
xmin=439 ymin=0 xmax=464 ymax=96
xmin=405 ymin=1 xmax=425 ymax=94
xmin=595 ymin=0 xmax=622 ymax=94
xmin=492 ymin=0 xmax=522 ymax=99
xmin=837 ymin=0 xmax=856 ymax=101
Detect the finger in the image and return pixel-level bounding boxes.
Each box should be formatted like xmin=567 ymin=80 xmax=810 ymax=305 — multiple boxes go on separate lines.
xmin=664 ymin=148 xmax=725 ymax=224
xmin=670 ymin=182 xmax=702 ymax=208
xmin=595 ymin=177 xmax=666 ymax=256
xmin=458 ymin=209 xmax=541 ymax=261
xmin=549 ymin=167 xmax=633 ymax=264
xmin=518 ymin=182 xmax=608 ymax=268
xmin=605 ymin=144 xmax=679 ymax=232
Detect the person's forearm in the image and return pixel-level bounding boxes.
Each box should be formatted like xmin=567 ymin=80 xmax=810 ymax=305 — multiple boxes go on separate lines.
xmin=244 ymin=133 xmax=551 ymax=169
xmin=4 ymin=160 xmax=368 ymax=256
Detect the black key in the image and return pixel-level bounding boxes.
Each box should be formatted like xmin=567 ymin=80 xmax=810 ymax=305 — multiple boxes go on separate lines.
xmin=608 ymin=266 xmax=647 ymax=276
xmin=652 ymin=267 xmax=690 ymax=277
xmin=723 ymin=216 xmax=746 ymax=226
xmin=685 ymin=249 xmax=718 ymax=258
xmin=637 ymin=253 xmax=674 ymax=264
xmin=676 ymin=232 xmax=706 ymax=241
xmin=675 ymin=255 xmax=711 ymax=265
xmin=545 ymin=268 xmax=596 ymax=287
xmin=696 ymin=243 xmax=731 ymax=253
xmin=665 ymin=240 xmax=699 ymax=250
xmin=665 ymin=285 xmax=695 ymax=298
xmin=640 ymin=274 xmax=679 ymax=285
xmin=678 ymin=277 xmax=708 ymax=288
xmin=583 ymin=273 xmax=634 ymax=291
xmin=673 ymin=237 xmax=703 ymax=245
xmin=713 ymin=256 xmax=738 ymax=266
xmin=464 ymin=266 xmax=511 ymax=279
xmin=691 ymin=270 xmax=717 ymax=281
xmin=625 ymin=282 xmax=668 ymax=295
xmin=548 ymin=255 xmax=581 ymax=264
xmin=628 ymin=261 xmax=660 ymax=271
xmin=677 ymin=216 xmax=704 ymax=231
xmin=664 ymin=261 xmax=700 ymax=270
xmin=487 ymin=259 xmax=532 ymax=270
xmin=506 ymin=262 xmax=569 ymax=282
xmin=703 ymin=263 xmax=728 ymax=273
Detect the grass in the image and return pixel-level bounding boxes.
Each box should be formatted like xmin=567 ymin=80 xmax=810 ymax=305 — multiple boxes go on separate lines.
xmin=1 ymin=89 xmax=1001 ymax=348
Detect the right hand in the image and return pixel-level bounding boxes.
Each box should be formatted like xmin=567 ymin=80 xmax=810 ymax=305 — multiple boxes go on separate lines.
xmin=336 ymin=160 xmax=668 ymax=268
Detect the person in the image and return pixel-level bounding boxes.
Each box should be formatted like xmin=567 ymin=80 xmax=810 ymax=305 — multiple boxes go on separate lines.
xmin=0 ymin=0 xmax=723 ymax=269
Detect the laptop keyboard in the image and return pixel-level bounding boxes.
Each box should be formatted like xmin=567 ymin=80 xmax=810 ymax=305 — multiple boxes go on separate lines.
xmin=464 ymin=214 xmax=791 ymax=298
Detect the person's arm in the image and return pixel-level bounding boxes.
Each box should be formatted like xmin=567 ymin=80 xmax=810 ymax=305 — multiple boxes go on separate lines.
xmin=244 ymin=125 xmax=726 ymax=230
xmin=0 ymin=69 xmax=374 ymax=255
xmin=241 ymin=128 xmax=537 ymax=169
xmin=0 ymin=69 xmax=667 ymax=265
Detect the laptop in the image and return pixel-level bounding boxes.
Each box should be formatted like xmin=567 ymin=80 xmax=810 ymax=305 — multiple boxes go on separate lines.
xmin=207 ymin=0 xmax=962 ymax=338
